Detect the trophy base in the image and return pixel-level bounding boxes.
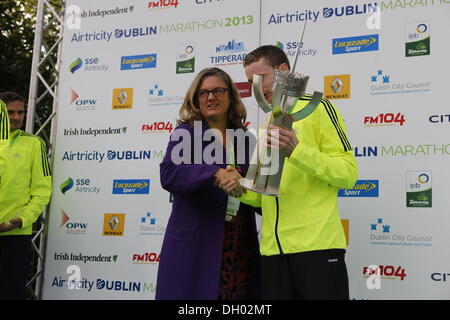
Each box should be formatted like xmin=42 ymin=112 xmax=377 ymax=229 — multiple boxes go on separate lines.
xmin=240 ymin=178 xmax=280 ymax=197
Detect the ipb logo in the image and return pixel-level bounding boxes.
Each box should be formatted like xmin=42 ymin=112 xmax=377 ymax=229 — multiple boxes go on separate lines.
xmin=406 ymin=21 xmax=430 ymax=57
xmin=176 ymin=44 xmax=195 ymax=74
xmin=406 ymin=171 xmax=432 ymax=207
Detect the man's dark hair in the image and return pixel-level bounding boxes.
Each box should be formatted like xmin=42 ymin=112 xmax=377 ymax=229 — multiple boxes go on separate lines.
xmin=0 ymin=91 xmax=25 ymax=104
xmin=243 ymin=45 xmax=291 ymax=69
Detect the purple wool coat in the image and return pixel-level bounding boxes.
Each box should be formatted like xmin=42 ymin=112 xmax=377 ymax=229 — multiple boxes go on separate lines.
xmin=155 ymin=121 xmax=261 ymax=300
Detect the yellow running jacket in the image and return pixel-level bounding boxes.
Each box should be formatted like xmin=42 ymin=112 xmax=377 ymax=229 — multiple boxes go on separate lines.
xmin=240 ymin=94 xmax=358 ymax=256
xmin=0 ymin=100 xmax=52 ymax=236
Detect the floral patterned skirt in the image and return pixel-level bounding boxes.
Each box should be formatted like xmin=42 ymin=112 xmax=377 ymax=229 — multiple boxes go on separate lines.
xmin=218 ymin=207 xmax=252 ymax=300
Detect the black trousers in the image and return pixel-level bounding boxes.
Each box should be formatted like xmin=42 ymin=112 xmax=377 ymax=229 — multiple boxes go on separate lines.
xmin=261 ymin=249 xmax=349 ymax=300
xmin=0 ymin=235 xmax=32 ymax=300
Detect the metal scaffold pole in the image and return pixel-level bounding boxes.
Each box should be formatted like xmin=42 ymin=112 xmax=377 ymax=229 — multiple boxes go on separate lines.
xmin=26 ymin=0 xmax=65 ymax=300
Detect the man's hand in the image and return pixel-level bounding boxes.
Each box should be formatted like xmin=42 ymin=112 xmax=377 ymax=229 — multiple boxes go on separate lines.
xmin=0 ymin=218 xmax=22 ymax=233
xmin=267 ymin=124 xmax=298 ymax=157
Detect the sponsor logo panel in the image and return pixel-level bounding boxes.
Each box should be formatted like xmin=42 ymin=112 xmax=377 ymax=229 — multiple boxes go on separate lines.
xmin=112 ymin=179 xmax=150 ymax=195
xmin=121 ymin=54 xmax=157 ymax=70
xmin=332 ymin=34 xmax=379 ymax=55
xmin=406 ymin=171 xmax=432 ymax=207
xmin=324 ymin=74 xmax=350 ymax=100
xmin=338 ymin=180 xmax=379 ymax=197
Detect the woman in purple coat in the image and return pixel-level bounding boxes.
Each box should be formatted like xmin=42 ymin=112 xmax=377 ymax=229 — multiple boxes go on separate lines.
xmin=155 ymin=68 xmax=261 ymax=300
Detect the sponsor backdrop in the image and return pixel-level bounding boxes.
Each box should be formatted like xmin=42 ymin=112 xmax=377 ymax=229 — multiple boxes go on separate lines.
xmin=41 ymin=0 xmax=450 ymax=299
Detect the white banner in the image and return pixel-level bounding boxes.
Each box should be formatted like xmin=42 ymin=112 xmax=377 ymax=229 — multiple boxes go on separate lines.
xmin=42 ymin=0 xmax=450 ymax=299
xmin=42 ymin=0 xmax=261 ymax=299
xmin=260 ymin=0 xmax=450 ymax=299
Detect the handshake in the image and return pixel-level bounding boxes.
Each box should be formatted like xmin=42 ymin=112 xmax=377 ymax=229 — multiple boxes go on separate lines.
xmin=213 ymin=165 xmax=246 ymax=198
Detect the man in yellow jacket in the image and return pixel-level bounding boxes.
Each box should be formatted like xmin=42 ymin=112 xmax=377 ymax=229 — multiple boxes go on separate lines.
xmin=236 ymin=46 xmax=358 ymax=299
xmin=0 ymin=92 xmax=52 ymax=299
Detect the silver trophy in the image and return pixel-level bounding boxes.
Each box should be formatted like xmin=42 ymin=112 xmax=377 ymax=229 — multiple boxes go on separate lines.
xmin=240 ymin=23 xmax=323 ymax=196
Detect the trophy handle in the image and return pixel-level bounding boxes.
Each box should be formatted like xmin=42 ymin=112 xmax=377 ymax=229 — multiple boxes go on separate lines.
xmin=252 ymin=74 xmax=273 ymax=113
xmin=271 ymin=82 xmax=285 ymax=111
xmin=289 ymin=91 xmax=323 ymax=121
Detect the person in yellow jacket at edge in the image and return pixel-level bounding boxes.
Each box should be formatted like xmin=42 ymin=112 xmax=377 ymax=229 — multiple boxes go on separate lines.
xmin=0 ymin=92 xmax=52 ymax=300
xmin=219 ymin=45 xmax=358 ymax=300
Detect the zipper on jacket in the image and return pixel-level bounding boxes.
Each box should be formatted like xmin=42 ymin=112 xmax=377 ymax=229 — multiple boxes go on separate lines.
xmin=275 ymin=197 xmax=284 ymax=255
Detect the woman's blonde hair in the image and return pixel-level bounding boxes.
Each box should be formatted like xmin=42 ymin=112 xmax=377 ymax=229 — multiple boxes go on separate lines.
xmin=178 ymin=67 xmax=247 ymax=130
